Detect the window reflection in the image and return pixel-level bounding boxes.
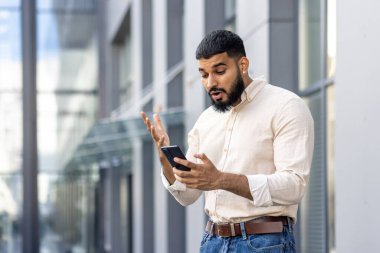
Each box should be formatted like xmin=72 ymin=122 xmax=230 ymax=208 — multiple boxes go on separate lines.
xmin=298 ymin=1 xmax=336 ymax=252
xmin=327 ymin=84 xmax=335 ymax=253
xmin=0 ymin=2 xmax=22 ymax=252
xmin=327 ymin=0 xmax=336 ymax=78
xmin=118 ymin=28 xmax=132 ymax=106
xmin=36 ymin=0 xmax=98 ymax=252
xmin=298 ymin=0 xmax=323 ymax=89
xmin=224 ymin=0 xmax=236 ymax=31
xmin=0 ymin=0 xmax=20 ymax=8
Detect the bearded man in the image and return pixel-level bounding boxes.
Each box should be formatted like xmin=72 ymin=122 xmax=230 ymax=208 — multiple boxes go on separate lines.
xmin=141 ymin=30 xmax=314 ymax=253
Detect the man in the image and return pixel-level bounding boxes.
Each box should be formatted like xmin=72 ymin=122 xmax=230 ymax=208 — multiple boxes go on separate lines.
xmin=141 ymin=30 xmax=314 ymax=252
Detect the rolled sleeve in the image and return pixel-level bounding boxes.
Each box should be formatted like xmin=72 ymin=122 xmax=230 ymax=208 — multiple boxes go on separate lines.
xmin=161 ymin=169 xmax=187 ymax=192
xmin=160 ymin=169 xmax=202 ymax=206
xmin=247 ymin=174 xmax=273 ymax=207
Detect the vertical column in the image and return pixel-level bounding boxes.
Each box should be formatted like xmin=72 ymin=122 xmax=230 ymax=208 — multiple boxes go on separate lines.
xmin=204 ymin=0 xmax=225 ymax=34
xmin=183 ymin=3 xmax=206 ymax=253
xmin=152 ymin=1 xmax=168 ymax=252
xmin=204 ymin=0 xmax=225 ymax=108
xmin=336 ymin=1 xmax=380 ymax=252
xmin=167 ymin=125 xmax=186 ymax=253
xmin=111 ymin=158 xmax=122 ymax=253
xmin=96 ymin=0 xmax=109 ymax=118
xmin=21 ymin=0 xmax=39 ymax=252
xmin=269 ymin=0 xmax=298 ymax=92
xmin=142 ymin=140 xmax=155 ymax=253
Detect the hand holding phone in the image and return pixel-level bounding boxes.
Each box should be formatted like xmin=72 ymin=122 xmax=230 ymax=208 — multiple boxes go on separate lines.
xmin=161 ymin=145 xmax=191 ymax=171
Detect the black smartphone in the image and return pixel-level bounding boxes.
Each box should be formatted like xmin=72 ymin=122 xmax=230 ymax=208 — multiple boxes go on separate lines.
xmin=161 ymin=145 xmax=191 ymax=171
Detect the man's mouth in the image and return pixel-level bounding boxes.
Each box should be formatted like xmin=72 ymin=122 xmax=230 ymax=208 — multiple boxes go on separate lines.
xmin=209 ymin=89 xmax=225 ymax=101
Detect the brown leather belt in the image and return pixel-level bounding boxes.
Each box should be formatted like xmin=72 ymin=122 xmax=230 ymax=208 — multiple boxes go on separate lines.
xmin=205 ymin=216 xmax=290 ymax=237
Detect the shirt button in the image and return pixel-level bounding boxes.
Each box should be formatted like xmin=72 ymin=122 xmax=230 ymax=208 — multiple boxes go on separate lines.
xmin=224 ymin=149 xmax=227 ymax=152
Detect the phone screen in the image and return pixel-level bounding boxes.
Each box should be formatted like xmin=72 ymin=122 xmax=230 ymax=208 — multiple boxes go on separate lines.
xmin=161 ymin=145 xmax=191 ymax=171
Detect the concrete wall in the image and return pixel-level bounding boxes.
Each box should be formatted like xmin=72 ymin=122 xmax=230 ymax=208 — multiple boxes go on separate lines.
xmin=335 ymin=0 xmax=380 ymax=252
xmin=183 ymin=1 xmax=207 ymax=252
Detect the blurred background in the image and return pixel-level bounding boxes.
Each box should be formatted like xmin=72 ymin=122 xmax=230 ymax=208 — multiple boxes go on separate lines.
xmin=0 ymin=0 xmax=379 ymax=252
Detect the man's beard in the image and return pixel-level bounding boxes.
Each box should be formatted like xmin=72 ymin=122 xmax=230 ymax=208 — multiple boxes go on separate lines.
xmin=208 ymin=73 xmax=245 ymax=113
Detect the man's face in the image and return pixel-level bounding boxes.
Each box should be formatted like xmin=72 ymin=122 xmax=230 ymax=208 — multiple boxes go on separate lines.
xmin=198 ymin=52 xmax=246 ymax=113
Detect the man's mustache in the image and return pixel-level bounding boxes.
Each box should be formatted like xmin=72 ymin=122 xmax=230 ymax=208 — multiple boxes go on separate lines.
xmin=208 ymin=87 xmax=226 ymax=96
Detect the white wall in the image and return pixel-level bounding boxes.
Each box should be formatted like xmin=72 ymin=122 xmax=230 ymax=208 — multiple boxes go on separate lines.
xmin=335 ymin=0 xmax=380 ymax=252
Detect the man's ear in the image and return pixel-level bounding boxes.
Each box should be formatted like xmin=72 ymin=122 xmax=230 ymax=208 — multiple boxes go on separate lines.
xmin=239 ymin=57 xmax=249 ymax=74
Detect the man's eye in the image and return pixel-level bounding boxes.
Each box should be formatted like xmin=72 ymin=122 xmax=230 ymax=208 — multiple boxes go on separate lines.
xmin=216 ymin=70 xmax=225 ymax=75
xmin=201 ymin=74 xmax=208 ymax=79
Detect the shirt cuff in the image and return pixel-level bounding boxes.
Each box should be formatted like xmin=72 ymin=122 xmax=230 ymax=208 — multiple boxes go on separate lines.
xmin=246 ymin=174 xmax=273 ymax=207
xmin=161 ymin=169 xmax=187 ymax=191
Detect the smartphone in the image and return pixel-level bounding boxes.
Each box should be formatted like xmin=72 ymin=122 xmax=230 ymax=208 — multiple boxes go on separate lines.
xmin=161 ymin=145 xmax=191 ymax=171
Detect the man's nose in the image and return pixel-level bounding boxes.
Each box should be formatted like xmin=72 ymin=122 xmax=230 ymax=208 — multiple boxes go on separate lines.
xmin=206 ymin=74 xmax=217 ymax=89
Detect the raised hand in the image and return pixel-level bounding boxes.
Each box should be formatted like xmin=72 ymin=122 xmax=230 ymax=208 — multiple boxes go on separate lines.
xmin=140 ymin=111 xmax=175 ymax=183
xmin=140 ymin=111 xmax=170 ymax=149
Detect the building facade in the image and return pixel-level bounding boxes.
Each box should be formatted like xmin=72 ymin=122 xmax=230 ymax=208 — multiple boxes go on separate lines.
xmin=1 ymin=0 xmax=380 ymax=253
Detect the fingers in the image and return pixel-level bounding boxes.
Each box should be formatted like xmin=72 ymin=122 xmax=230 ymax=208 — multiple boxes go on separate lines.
xmin=193 ymin=153 xmax=210 ymax=164
xmin=173 ymin=157 xmax=195 ymax=169
xmin=141 ymin=112 xmax=162 ymax=132
xmin=141 ymin=112 xmax=171 ymax=150
xmin=140 ymin=111 xmax=152 ymax=132
xmin=158 ymin=135 xmax=165 ymax=147
xmin=173 ymin=167 xmax=192 ymax=179
xmin=153 ymin=113 xmax=165 ymax=132
xmin=141 ymin=112 xmax=161 ymax=141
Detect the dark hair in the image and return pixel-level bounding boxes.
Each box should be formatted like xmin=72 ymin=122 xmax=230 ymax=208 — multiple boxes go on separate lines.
xmin=195 ymin=30 xmax=246 ymax=60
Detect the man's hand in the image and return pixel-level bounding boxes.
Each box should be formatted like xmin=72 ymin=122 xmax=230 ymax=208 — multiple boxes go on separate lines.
xmin=140 ymin=111 xmax=170 ymax=149
xmin=173 ymin=153 xmax=253 ymax=200
xmin=173 ymin=153 xmax=222 ymax=191
xmin=140 ymin=111 xmax=175 ymax=183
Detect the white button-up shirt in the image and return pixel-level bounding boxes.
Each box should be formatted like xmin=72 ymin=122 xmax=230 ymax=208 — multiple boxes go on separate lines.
xmin=162 ymin=78 xmax=314 ymax=223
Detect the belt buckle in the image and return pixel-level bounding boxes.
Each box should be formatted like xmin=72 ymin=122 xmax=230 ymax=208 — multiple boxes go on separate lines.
xmin=215 ymin=223 xmax=228 ymax=237
xmin=216 ymin=222 xmax=236 ymax=237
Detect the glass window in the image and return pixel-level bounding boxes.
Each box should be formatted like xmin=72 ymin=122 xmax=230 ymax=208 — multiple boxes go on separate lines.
xmin=166 ymin=0 xmax=184 ymax=112
xmin=224 ymin=0 xmax=236 ymax=31
xmin=0 ymin=3 xmax=22 ymax=252
xmin=327 ymin=0 xmax=336 ymax=78
xmin=167 ymin=73 xmax=183 ymax=109
xmin=0 ymin=0 xmax=20 ymax=8
xmin=37 ymin=2 xmax=98 ymax=172
xmin=36 ymin=0 xmax=98 ymax=252
xmin=300 ymin=92 xmax=328 ymax=253
xmin=327 ymin=1 xmax=336 ymax=252
xmin=327 ymin=84 xmax=335 ymax=253
xmin=167 ymin=0 xmax=183 ymax=69
xmin=298 ymin=1 xmax=336 ymax=252
xmin=142 ymin=0 xmax=153 ymax=88
xmin=119 ymin=31 xmax=132 ymax=105
xmin=298 ymin=0 xmax=323 ymax=90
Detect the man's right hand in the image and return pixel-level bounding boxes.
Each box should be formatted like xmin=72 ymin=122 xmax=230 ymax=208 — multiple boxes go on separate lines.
xmin=140 ymin=111 xmax=176 ymax=184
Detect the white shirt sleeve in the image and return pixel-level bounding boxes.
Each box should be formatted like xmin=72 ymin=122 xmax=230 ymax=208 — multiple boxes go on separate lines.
xmin=161 ymin=169 xmax=186 ymax=191
xmin=247 ymin=98 xmax=314 ymax=207
xmin=161 ymin=169 xmax=202 ymax=206
xmin=246 ymin=174 xmax=273 ymax=207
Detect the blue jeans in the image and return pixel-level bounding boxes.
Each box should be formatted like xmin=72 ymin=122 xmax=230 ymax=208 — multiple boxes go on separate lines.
xmin=199 ymin=224 xmax=296 ymax=253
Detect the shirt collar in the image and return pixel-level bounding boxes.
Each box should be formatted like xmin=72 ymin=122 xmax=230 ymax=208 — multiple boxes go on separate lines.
xmin=240 ymin=77 xmax=267 ymax=104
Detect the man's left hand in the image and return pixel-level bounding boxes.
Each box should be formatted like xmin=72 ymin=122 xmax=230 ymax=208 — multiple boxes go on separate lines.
xmin=173 ymin=153 xmax=223 ymax=191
